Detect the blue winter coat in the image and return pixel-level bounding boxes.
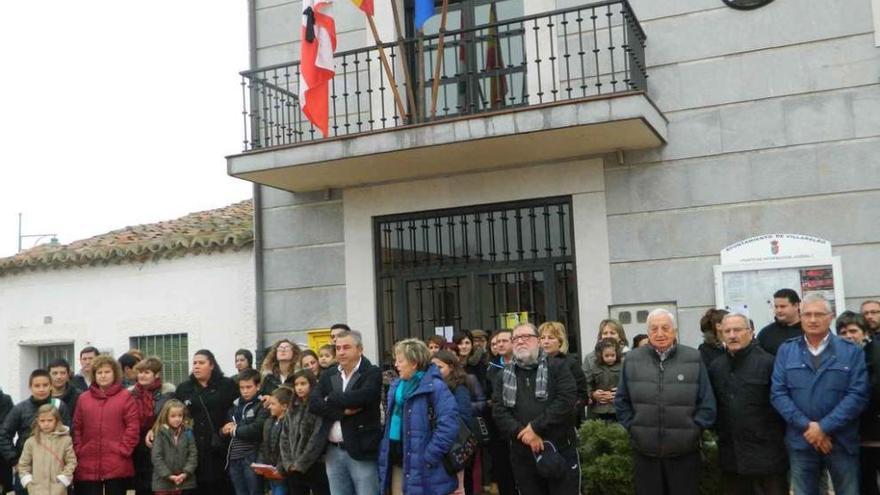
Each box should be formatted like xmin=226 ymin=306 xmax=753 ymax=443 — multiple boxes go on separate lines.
xmin=770 ymin=334 xmax=869 ymax=455
xmin=378 ymin=366 xmax=460 ymax=495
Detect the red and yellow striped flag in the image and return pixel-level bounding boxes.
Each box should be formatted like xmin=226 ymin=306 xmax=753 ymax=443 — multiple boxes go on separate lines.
xmin=351 ymin=0 xmax=374 ymax=16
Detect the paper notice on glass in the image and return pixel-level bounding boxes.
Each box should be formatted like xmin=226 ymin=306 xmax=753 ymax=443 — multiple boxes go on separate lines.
xmin=435 ymin=326 xmax=454 ymax=341
xmin=724 ymin=272 xmax=749 ymax=309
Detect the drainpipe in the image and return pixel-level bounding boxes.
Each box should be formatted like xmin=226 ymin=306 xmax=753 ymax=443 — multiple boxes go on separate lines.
xmin=248 ymin=0 xmax=266 ymax=352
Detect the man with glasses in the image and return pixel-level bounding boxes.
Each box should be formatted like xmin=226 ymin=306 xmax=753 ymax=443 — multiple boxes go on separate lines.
xmin=861 ymin=300 xmax=880 ymax=336
xmin=310 ymin=329 xmax=382 ymax=495
xmin=485 ymin=329 xmax=517 ymax=495
xmin=771 ymin=294 xmax=869 ymax=495
xmin=614 ymin=308 xmax=716 ymax=495
xmin=708 ymin=313 xmax=788 ymax=494
xmin=492 ymin=323 xmax=579 ymax=495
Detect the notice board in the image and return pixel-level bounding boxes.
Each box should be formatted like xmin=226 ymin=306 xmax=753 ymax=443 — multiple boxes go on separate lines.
xmin=713 ymin=234 xmax=844 ymax=331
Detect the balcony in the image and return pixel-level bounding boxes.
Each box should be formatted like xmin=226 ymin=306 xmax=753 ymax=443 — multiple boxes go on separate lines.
xmin=228 ymin=0 xmax=666 ymax=192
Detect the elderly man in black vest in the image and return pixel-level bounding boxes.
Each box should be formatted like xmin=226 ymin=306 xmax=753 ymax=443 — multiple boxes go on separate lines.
xmin=708 ymin=312 xmax=788 ymax=494
xmin=614 ymin=308 xmax=716 ymax=495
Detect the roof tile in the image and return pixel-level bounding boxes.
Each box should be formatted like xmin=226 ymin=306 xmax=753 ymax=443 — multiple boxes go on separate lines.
xmin=0 ymin=200 xmax=254 ymax=276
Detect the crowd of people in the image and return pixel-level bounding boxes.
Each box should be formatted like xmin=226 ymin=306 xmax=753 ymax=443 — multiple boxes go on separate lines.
xmin=0 ymin=291 xmax=878 ymax=495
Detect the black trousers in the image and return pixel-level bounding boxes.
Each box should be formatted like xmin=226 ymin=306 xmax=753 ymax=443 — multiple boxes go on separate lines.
xmin=75 ymin=479 xmax=130 ymax=495
xmin=633 ymin=451 xmax=700 ymax=495
xmin=863 ymin=446 xmax=880 ymax=495
xmin=509 ymin=442 xmax=580 ymax=495
xmin=489 ymin=438 xmax=517 ymax=495
xmin=287 ymin=461 xmax=330 ymax=495
xmin=721 ymin=471 xmax=789 ymax=495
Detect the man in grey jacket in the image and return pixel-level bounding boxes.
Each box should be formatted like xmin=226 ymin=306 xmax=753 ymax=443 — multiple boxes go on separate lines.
xmin=614 ymin=308 xmax=716 ymax=495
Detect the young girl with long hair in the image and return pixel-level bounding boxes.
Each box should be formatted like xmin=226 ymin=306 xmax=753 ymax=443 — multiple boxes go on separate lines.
xmin=150 ymin=399 xmax=198 ymax=494
xmin=17 ymin=404 xmax=76 ymax=495
xmin=280 ymin=370 xmax=330 ymax=495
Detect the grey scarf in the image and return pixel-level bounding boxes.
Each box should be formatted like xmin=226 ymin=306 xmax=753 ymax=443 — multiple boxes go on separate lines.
xmin=502 ymin=350 xmax=549 ymax=407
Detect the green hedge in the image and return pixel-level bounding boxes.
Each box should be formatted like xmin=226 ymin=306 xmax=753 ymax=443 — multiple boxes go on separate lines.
xmin=577 ymin=420 xmax=722 ymax=495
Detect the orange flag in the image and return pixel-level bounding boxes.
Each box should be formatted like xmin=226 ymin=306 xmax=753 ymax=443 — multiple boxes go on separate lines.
xmin=351 ymin=0 xmax=374 ymax=16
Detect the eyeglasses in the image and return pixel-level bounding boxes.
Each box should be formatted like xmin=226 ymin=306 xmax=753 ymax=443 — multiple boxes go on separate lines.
xmin=512 ymin=334 xmax=538 ymax=343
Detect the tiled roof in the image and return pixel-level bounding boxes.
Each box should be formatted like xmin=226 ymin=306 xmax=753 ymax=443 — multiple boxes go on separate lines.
xmin=0 ymin=200 xmax=253 ymax=276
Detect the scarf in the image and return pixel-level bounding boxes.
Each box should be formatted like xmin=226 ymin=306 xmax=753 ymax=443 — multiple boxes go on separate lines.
xmin=389 ymin=371 xmax=425 ymax=442
xmin=134 ymin=379 xmax=163 ymax=433
xmin=502 ymin=350 xmax=548 ymax=407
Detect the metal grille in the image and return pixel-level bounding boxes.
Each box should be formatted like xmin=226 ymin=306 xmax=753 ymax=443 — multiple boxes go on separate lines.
xmin=38 ymin=345 xmax=74 ymax=370
xmin=239 ymin=0 xmax=647 ymax=150
xmin=129 ymin=334 xmax=189 ymax=385
xmin=375 ymin=197 xmax=578 ymax=358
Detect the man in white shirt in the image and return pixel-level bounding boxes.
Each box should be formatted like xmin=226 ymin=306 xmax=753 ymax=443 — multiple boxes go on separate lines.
xmin=309 ymin=330 xmax=382 ymax=495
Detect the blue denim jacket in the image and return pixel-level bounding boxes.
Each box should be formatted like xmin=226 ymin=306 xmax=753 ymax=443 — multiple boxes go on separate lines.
xmin=770 ymin=333 xmax=869 ymax=455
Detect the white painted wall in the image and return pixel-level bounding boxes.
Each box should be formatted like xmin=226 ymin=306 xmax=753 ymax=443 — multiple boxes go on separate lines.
xmin=343 ymin=158 xmax=612 ymax=362
xmin=0 ymin=251 xmax=257 ymax=401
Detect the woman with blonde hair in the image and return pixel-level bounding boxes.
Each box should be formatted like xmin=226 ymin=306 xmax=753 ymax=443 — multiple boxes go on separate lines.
xmin=538 ymin=321 xmax=589 ymax=425
xmin=378 ymin=339 xmax=460 ymax=495
xmin=260 ymin=339 xmax=302 ymax=394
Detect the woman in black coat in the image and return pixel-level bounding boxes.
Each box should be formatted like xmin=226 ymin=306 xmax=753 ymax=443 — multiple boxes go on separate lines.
xmin=538 ymin=321 xmax=588 ymax=425
xmin=175 ymin=349 xmax=238 ymax=495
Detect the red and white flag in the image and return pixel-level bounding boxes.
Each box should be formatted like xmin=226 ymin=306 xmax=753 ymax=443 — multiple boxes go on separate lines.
xmin=300 ymin=0 xmax=337 ymax=137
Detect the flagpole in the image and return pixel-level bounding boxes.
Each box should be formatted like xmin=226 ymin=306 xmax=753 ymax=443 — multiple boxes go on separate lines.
xmin=429 ymin=0 xmax=449 ymax=118
xmin=417 ymin=29 xmax=425 ymax=122
xmin=390 ymin=0 xmax=417 ymax=123
xmin=366 ymin=16 xmax=407 ymax=123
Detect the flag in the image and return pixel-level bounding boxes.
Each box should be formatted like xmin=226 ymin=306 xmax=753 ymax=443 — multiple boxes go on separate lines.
xmin=350 ymin=0 xmax=373 ymax=16
xmin=485 ymin=2 xmax=507 ymax=109
xmin=300 ymin=0 xmax=337 ymax=137
xmin=414 ymin=0 xmax=434 ymax=31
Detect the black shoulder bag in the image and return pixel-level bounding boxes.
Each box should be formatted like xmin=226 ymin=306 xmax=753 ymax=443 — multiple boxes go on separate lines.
xmin=197 ymin=392 xmax=226 ymax=452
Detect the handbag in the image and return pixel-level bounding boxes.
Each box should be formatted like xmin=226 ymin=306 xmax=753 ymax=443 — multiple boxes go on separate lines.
xmin=442 ymin=416 xmax=479 ymax=474
xmin=473 ymin=416 xmax=491 ymax=446
xmin=428 ymin=405 xmax=478 ymax=474
xmin=197 ymin=393 xmax=225 ymax=451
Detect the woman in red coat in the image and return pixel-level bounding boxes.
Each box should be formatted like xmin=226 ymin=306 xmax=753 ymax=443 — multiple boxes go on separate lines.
xmin=73 ymin=354 xmax=140 ymax=495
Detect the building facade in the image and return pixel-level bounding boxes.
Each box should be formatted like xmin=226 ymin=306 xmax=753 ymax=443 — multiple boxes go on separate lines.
xmin=0 ymin=201 xmax=256 ymax=399
xmin=230 ymin=0 xmax=880 ymax=363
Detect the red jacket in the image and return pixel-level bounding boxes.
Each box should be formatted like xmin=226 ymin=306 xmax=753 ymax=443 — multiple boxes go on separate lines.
xmin=72 ymin=382 xmax=140 ymax=481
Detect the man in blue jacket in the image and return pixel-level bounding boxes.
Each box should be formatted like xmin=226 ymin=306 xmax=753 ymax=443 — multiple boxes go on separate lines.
xmin=771 ymin=293 xmax=869 ymax=495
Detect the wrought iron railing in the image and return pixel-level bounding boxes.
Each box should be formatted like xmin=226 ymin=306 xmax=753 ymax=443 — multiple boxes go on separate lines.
xmin=240 ymin=0 xmax=647 ymax=151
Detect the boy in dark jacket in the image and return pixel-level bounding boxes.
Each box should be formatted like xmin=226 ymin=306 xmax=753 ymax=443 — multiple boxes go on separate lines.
xmin=223 ymin=368 xmax=268 ymax=495
xmin=0 ymin=370 xmax=71 ymax=495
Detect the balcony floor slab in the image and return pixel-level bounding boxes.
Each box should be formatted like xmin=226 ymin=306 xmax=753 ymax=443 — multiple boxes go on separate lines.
xmin=227 ymin=91 xmax=667 ymax=192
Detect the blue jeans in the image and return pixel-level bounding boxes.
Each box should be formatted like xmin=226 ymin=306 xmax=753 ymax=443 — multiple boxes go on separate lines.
xmin=269 ymin=479 xmax=289 ymax=495
xmin=229 ymin=452 xmax=263 ymax=495
xmin=789 ymin=448 xmax=859 ymax=495
xmin=325 ymin=444 xmax=380 ymax=495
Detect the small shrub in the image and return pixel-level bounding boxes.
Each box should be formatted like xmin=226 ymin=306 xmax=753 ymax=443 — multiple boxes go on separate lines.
xmin=576 ymin=420 xmax=723 ymax=495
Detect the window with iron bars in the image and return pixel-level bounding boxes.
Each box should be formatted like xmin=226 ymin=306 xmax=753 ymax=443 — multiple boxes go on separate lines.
xmin=375 ymin=196 xmax=578 ymax=363
xmin=129 ymin=334 xmax=189 ymax=386
xmin=38 ymin=344 xmax=75 ymax=370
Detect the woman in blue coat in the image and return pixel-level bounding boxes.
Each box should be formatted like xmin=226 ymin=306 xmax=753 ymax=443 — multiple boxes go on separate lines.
xmin=378 ymin=339 xmax=460 ymax=495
